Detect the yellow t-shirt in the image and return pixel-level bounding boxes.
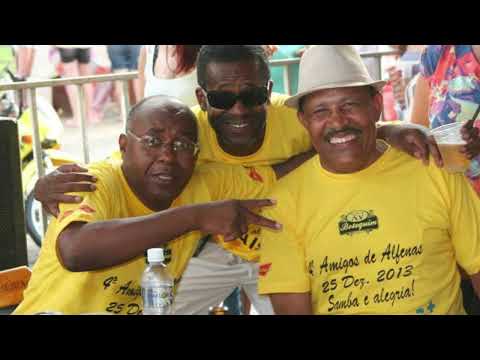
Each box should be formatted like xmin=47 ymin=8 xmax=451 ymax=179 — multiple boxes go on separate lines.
xmin=258 ymin=145 xmax=480 ymax=315
xmin=14 ymin=160 xmax=275 ymax=315
xmin=193 ymin=93 xmax=311 ymax=260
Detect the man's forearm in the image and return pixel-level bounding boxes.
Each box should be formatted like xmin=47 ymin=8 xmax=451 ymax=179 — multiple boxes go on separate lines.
xmin=269 ymin=293 xmax=313 ymax=315
xmin=376 ymin=123 xmax=402 ymax=144
xmin=58 ymin=205 xmax=202 ymax=272
xmin=272 ymin=149 xmax=317 ymax=179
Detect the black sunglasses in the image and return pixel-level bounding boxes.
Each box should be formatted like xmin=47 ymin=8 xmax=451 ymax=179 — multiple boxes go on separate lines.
xmin=204 ymin=86 xmax=269 ymax=110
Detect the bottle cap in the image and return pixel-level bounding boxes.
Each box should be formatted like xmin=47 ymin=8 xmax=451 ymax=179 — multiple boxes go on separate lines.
xmin=208 ymin=306 xmax=229 ymax=315
xmin=147 ymin=248 xmax=165 ymax=263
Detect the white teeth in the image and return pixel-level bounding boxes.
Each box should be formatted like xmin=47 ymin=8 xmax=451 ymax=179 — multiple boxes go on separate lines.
xmin=231 ymin=123 xmax=248 ymax=129
xmin=157 ymin=175 xmax=173 ymax=181
xmin=329 ymin=134 xmax=357 ymax=144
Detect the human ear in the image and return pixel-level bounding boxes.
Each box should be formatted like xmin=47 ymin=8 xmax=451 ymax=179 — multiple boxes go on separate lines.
xmin=372 ymin=92 xmax=384 ymax=123
xmin=196 ymin=87 xmax=208 ymax=111
xmin=267 ymin=80 xmax=273 ymax=97
xmin=119 ymin=134 xmax=128 ymax=154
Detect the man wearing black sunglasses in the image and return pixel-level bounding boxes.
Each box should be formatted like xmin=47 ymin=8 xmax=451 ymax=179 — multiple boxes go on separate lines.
xmin=194 ymin=46 xmax=312 ymax=168
xmin=198 ymin=83 xmax=271 ymax=156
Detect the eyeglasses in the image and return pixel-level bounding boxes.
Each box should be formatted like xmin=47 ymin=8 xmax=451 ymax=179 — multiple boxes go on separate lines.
xmin=127 ymin=130 xmax=200 ymax=156
xmin=203 ymin=86 xmax=269 ymax=110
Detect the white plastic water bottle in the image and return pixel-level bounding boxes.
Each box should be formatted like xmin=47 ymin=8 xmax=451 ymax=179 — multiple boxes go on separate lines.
xmin=141 ymin=248 xmax=174 ymax=315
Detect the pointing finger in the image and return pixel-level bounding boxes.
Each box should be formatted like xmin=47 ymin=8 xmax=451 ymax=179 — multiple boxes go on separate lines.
xmin=244 ymin=210 xmax=282 ymax=230
xmin=240 ymin=198 xmax=277 ymax=211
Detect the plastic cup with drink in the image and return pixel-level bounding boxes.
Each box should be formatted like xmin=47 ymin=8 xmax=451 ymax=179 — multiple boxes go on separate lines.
xmin=431 ymin=121 xmax=471 ymax=173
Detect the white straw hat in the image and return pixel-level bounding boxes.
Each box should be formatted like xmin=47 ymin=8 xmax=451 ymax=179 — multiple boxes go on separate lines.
xmin=285 ymin=45 xmax=386 ymax=109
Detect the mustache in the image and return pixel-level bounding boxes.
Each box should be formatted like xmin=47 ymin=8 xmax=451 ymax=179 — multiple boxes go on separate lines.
xmin=324 ymin=127 xmax=362 ymax=142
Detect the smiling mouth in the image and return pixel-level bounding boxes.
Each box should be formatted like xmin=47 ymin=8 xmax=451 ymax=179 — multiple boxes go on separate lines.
xmin=151 ymin=174 xmax=174 ymax=184
xmin=327 ymin=132 xmax=360 ymax=145
xmin=229 ymin=123 xmax=249 ymax=129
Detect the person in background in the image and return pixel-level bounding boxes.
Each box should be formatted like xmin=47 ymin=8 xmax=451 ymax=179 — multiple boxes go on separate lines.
xmin=15 ymin=45 xmax=56 ymax=105
xmin=15 ymin=45 xmax=35 ymax=80
xmin=88 ymin=46 xmax=116 ymax=121
xmin=137 ymin=45 xmax=201 ymax=107
xmin=0 ymin=45 xmax=17 ymax=116
xmin=409 ymin=45 xmax=480 ymax=314
xmin=411 ymin=45 xmax=480 ymax=193
xmin=107 ymin=45 xmax=142 ymax=116
xmin=386 ymin=45 xmax=425 ymax=120
xmin=353 ymin=45 xmax=399 ymax=121
xmin=56 ymin=45 xmax=101 ymax=127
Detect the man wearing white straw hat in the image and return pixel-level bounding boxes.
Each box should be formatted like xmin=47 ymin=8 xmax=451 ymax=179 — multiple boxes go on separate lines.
xmin=257 ymin=45 xmax=480 ymax=315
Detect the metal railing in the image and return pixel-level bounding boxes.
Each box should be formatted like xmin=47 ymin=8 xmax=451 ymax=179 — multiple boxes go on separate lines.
xmin=0 ymin=72 xmax=137 ymax=165
xmin=0 ymin=49 xmax=399 ymax=239
xmin=0 ymin=72 xmax=137 ymax=234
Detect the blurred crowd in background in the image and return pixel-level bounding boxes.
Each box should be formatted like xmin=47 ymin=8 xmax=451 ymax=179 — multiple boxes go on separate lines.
xmin=1 ymin=45 xmax=426 ymax=127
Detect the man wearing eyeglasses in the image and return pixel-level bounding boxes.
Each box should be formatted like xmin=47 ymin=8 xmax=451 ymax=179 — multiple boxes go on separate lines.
xmin=14 ymin=95 xmax=282 ymax=315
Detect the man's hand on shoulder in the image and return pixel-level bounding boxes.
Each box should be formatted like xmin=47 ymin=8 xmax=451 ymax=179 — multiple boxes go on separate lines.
xmin=272 ymin=148 xmax=317 ymax=179
xmin=34 ymin=163 xmax=98 ymax=217
xmin=379 ymin=120 xmax=480 ymax=167
xmin=460 ymin=119 xmax=480 ymax=160
xmin=377 ymin=123 xmax=443 ymax=167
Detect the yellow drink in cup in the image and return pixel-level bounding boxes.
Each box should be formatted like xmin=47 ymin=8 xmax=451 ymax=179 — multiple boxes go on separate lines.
xmin=431 ymin=122 xmax=471 ymax=173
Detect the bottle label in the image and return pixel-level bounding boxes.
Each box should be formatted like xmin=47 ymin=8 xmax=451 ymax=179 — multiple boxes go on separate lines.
xmin=142 ymin=284 xmax=173 ymax=311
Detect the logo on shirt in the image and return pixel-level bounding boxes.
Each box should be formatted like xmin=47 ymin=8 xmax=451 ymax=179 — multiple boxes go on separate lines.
xmin=79 ymin=204 xmax=96 ymax=214
xmin=246 ymin=167 xmax=264 ymax=183
xmin=259 ymin=263 xmax=272 ymax=276
xmin=338 ymin=210 xmax=379 ymax=236
xmin=416 ymin=300 xmax=436 ymax=314
xmin=58 ymin=210 xmax=74 ymax=223
xmin=58 ymin=204 xmax=96 ymax=222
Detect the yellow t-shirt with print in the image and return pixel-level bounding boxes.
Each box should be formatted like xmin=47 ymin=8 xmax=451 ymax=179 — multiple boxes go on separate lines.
xmin=258 ymin=145 xmax=480 ymax=315
xmin=14 ymin=160 xmax=275 ymax=315
xmin=192 ymin=93 xmax=311 ymax=261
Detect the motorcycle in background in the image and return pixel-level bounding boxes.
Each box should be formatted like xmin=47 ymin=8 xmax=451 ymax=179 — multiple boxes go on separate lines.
xmin=1 ymin=68 xmax=78 ymax=246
